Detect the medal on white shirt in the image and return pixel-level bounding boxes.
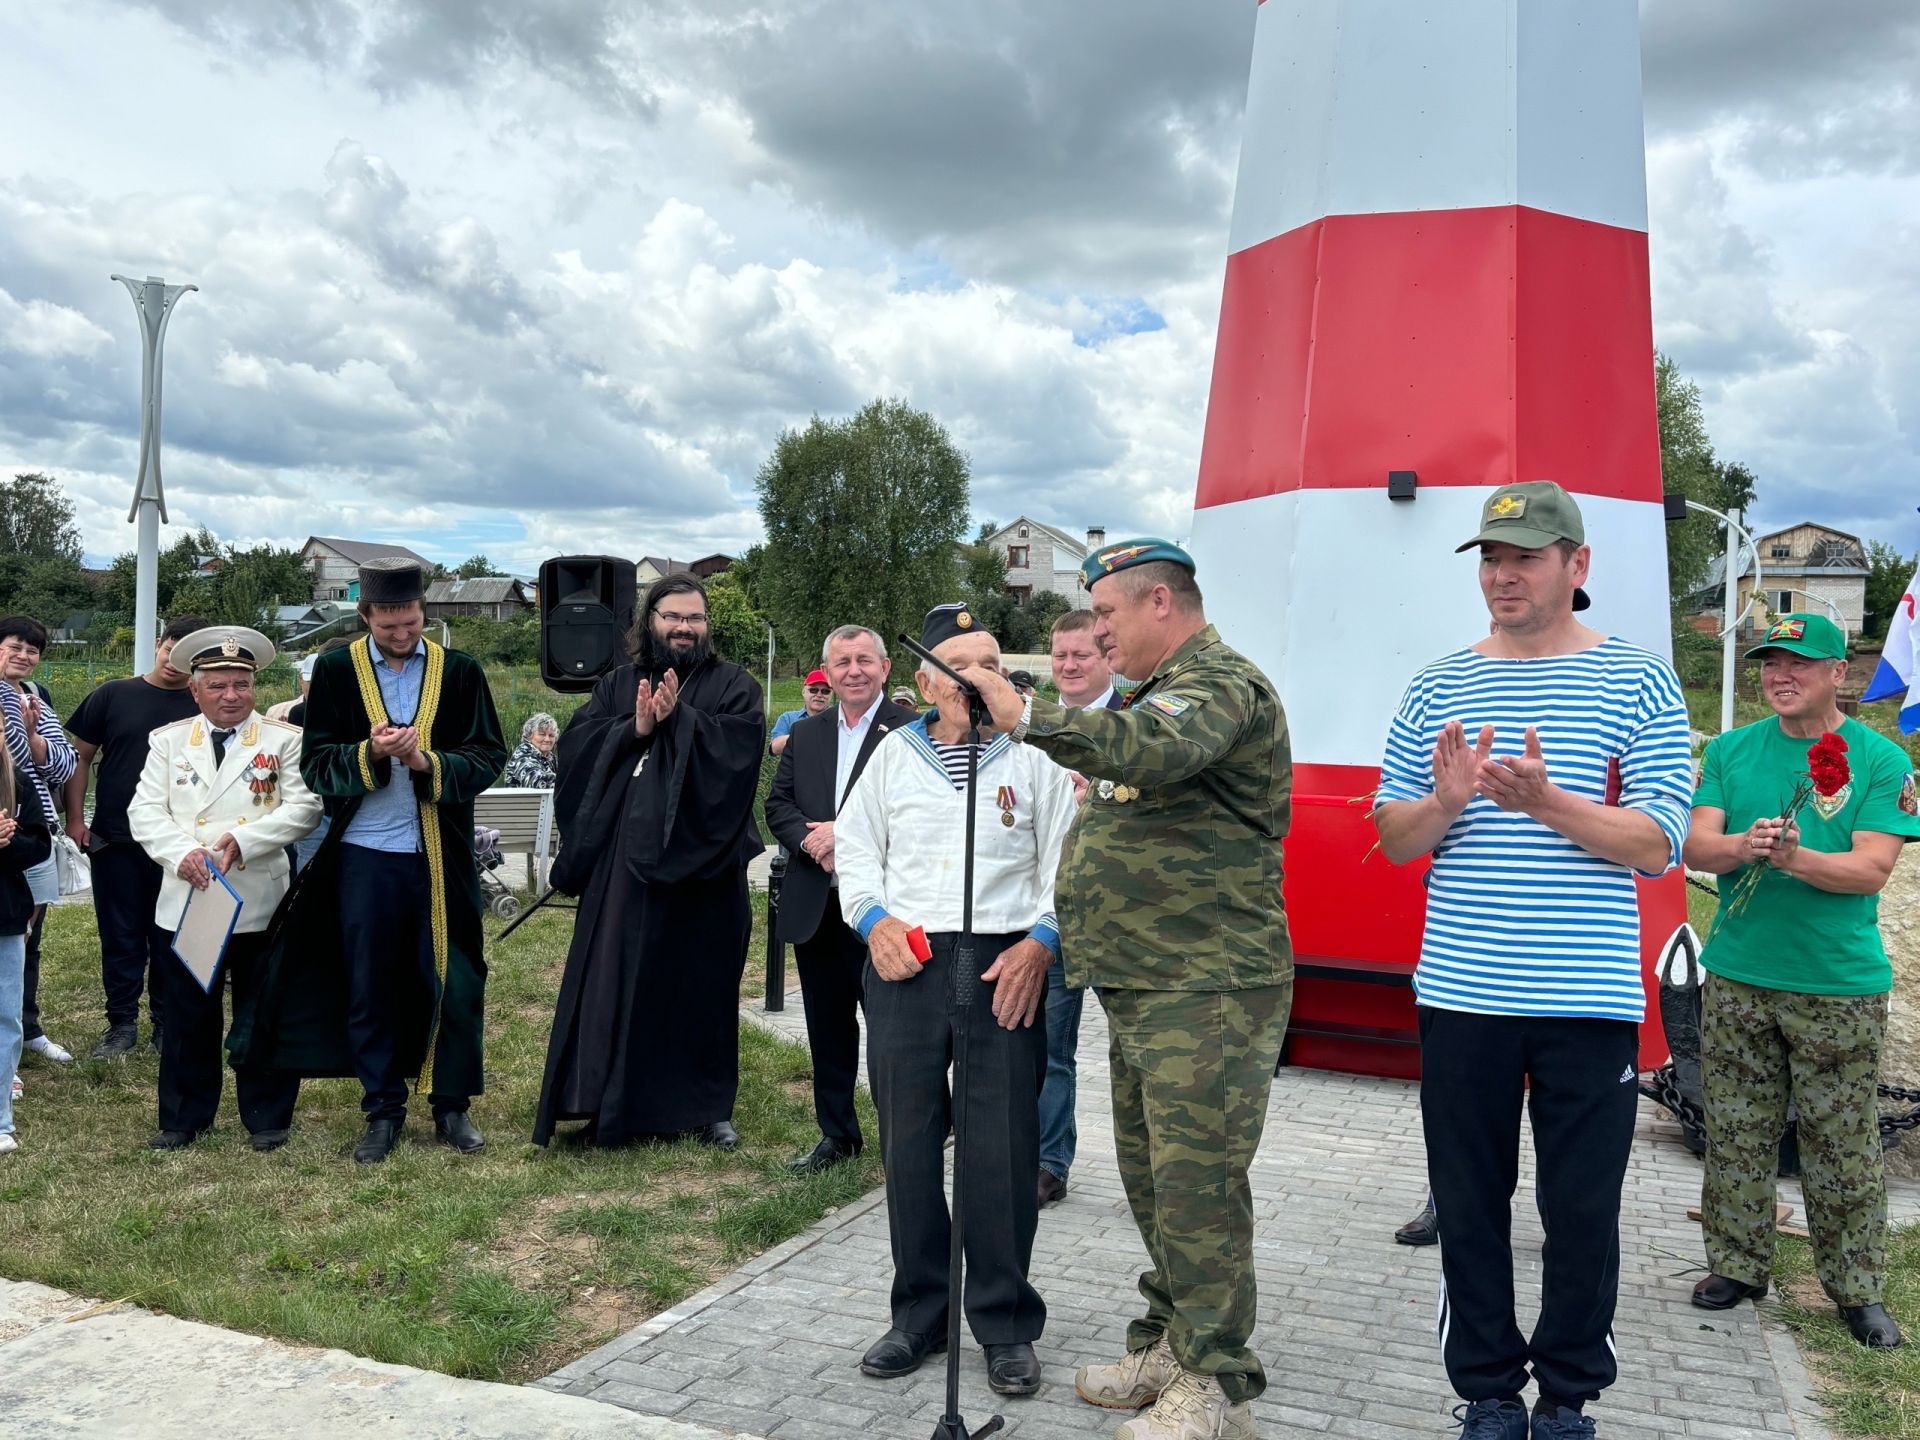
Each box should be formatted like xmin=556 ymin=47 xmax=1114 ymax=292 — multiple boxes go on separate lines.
xmin=996 ymin=784 xmax=1016 ymax=827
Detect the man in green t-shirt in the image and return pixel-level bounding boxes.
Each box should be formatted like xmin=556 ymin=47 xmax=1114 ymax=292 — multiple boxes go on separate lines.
xmin=1684 ymin=612 xmax=1920 ymax=1349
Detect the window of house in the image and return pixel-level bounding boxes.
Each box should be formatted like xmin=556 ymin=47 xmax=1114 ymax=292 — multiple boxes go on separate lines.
xmin=1775 ymin=590 xmax=1794 ymax=614
xmin=1007 ymin=545 xmax=1030 ymax=569
xmin=1007 ymin=584 xmax=1033 ymax=601
xmin=1770 ymin=543 xmax=1790 ymax=559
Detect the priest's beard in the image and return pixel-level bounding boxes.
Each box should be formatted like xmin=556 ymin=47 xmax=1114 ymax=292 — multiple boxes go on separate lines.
xmin=636 ymin=627 xmax=712 ymax=679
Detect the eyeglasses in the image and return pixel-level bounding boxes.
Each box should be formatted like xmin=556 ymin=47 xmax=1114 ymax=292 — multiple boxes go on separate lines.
xmin=656 ymin=611 xmax=709 ymax=626
xmin=805 ymin=685 xmax=832 ymax=695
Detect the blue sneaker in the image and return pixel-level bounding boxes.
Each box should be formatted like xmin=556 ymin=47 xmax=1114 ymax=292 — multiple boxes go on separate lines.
xmin=1531 ymin=1407 xmax=1596 ymax=1439
xmin=1453 ymin=1399 xmax=1528 ymax=1439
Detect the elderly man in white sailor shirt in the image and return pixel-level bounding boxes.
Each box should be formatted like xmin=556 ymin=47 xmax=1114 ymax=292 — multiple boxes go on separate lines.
xmin=128 ymin=626 xmax=321 ymax=1153
xmin=835 ymin=602 xmax=1077 ymax=1402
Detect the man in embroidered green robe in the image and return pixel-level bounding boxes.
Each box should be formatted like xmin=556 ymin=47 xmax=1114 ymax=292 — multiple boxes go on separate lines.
xmin=231 ymin=557 xmax=507 ymax=1164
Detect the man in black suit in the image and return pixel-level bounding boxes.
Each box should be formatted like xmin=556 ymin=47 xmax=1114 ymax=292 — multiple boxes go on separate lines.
xmin=765 ymin=624 xmax=920 ymax=1174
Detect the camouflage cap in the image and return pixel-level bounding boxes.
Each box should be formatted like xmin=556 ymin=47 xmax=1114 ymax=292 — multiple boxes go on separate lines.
xmin=1080 ymin=537 xmax=1195 ymax=589
xmin=1745 ymin=612 xmax=1846 ymax=661
xmin=1456 ymin=481 xmax=1586 ymax=553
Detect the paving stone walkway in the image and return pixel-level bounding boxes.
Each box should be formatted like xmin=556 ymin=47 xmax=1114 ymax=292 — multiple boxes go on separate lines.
xmin=541 ymin=989 xmax=1917 ymax=1439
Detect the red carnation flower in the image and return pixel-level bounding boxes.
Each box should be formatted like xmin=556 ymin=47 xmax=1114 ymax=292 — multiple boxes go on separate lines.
xmin=1808 ymin=732 xmax=1850 ymax=797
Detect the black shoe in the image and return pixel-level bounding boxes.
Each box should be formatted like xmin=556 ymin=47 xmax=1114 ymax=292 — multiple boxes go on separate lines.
xmin=1841 ymin=1303 xmax=1905 ymax=1348
xmin=1395 ymin=1200 xmax=1439 ymax=1246
xmin=693 ymin=1120 xmax=739 ymax=1150
xmin=250 ymin=1129 xmax=291 ymax=1153
xmin=90 ymin=1023 xmax=137 ymax=1060
xmin=1451 ymin=1399 xmax=1528 ymax=1439
xmin=788 ymin=1136 xmax=858 ymax=1174
xmin=434 ymin=1111 xmax=485 ymax=1153
xmin=984 ymin=1342 xmax=1041 ymax=1396
xmin=1691 ymin=1274 xmax=1769 ymax=1310
xmin=859 ymin=1327 xmax=946 ymax=1379
xmin=1531 ymin=1406 xmax=1596 ymax=1439
xmin=147 ymin=1129 xmax=202 ymax=1150
xmin=354 ymin=1118 xmax=403 ymax=1164
xmin=1037 ymin=1169 xmax=1067 ymax=1208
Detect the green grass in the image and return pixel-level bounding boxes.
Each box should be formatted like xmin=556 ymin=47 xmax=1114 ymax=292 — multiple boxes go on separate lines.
xmin=1773 ymin=1227 xmax=1920 ymax=1437
xmin=0 ymin=903 xmax=878 ymax=1382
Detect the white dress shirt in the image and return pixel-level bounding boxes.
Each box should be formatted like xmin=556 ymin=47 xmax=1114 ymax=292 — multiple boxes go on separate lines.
xmin=834 ymin=701 xmax=880 ymax=810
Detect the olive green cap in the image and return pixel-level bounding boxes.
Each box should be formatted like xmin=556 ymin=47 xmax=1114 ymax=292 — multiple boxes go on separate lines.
xmin=1456 ymin=481 xmax=1586 ymax=553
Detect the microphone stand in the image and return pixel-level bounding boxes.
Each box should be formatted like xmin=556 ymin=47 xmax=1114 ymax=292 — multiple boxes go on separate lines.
xmin=897 ymin=634 xmax=1004 ymax=1440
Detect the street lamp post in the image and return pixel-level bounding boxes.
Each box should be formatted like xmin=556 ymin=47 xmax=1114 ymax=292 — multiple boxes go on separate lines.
xmin=1678 ymin=499 xmax=1761 ymax=735
xmin=111 ymin=273 xmax=197 ymax=674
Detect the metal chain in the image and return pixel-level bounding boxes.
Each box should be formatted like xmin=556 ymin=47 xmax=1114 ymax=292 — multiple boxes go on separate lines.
xmin=1642 ymin=1064 xmax=1920 ymax=1140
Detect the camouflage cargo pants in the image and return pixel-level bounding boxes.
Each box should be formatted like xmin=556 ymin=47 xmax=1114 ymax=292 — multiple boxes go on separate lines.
xmin=1701 ymin=975 xmax=1888 ymax=1306
xmin=1102 ymin=981 xmax=1292 ymax=1404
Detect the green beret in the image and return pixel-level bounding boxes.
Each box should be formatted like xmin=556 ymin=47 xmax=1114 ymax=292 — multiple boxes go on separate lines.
xmin=1080 ymin=537 xmax=1195 ymax=589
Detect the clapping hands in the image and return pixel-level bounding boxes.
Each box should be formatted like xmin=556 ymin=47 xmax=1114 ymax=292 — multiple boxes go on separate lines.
xmin=633 ymin=669 xmax=681 ymax=737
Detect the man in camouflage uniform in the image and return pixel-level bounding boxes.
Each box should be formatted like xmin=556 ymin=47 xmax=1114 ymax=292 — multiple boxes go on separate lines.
xmin=1683 ymin=613 xmax=1919 ymax=1349
xmin=962 ymin=538 xmax=1291 ymax=1440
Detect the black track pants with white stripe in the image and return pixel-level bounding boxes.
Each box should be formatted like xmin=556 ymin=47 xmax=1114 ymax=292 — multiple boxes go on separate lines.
xmin=1420 ymin=1005 xmax=1640 ymax=1407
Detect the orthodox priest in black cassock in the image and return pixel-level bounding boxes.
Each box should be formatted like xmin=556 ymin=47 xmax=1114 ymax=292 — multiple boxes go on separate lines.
xmin=533 ymin=575 xmax=765 ymax=1149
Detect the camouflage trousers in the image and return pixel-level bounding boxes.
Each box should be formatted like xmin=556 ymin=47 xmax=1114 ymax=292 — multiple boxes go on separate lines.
xmin=1701 ymin=975 xmax=1888 ymax=1306
xmin=1102 ymin=981 xmax=1292 ymax=1404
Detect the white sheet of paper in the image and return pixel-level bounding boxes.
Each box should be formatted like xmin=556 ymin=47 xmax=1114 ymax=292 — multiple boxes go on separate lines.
xmin=172 ymin=866 xmax=243 ymax=993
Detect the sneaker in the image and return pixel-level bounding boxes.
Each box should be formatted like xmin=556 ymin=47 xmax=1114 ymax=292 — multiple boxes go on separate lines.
xmin=1076 ymin=1333 xmax=1178 ymax=1411
xmin=24 ymin=1036 xmax=72 ymax=1063
xmin=89 ymin=1023 xmax=138 ymax=1059
xmin=0 ymin=1134 xmax=15 ymax=1155
xmin=1531 ymin=1407 xmax=1596 ymax=1439
xmin=1113 ymin=1368 xmax=1255 ymax=1440
xmin=1453 ymin=1399 xmax=1529 ymax=1439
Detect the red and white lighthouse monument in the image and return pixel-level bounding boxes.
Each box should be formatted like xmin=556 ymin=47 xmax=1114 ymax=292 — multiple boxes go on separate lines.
xmin=1189 ymin=0 xmax=1687 ymax=1076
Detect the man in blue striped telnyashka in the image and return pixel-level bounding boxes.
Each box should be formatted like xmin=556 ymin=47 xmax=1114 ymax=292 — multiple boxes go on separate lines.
xmin=1372 ymin=481 xmax=1694 ymax=1440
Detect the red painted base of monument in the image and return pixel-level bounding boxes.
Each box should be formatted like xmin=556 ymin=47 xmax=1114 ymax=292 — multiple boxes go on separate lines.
xmin=1282 ymin=764 xmax=1679 ymax=1079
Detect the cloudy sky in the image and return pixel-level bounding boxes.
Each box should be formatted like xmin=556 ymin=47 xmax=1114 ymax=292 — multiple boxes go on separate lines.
xmin=0 ymin=0 xmax=1914 ymax=577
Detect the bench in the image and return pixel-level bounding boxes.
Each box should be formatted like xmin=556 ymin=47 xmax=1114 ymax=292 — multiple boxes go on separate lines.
xmin=473 ymin=787 xmax=559 ymax=888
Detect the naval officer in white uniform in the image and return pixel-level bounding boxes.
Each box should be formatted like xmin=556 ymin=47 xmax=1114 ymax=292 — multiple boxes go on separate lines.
xmin=128 ymin=626 xmax=321 ymax=1151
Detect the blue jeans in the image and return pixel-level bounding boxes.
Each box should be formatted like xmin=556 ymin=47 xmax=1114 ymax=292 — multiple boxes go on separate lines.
xmin=289 ymin=815 xmax=330 ymax=875
xmin=1038 ymin=958 xmax=1085 ymax=1180
xmin=0 ymin=931 xmax=25 ymax=1135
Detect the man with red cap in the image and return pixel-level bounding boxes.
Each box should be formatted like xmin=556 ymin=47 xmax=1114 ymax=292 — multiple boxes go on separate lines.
xmin=770 ymin=668 xmax=834 ymax=757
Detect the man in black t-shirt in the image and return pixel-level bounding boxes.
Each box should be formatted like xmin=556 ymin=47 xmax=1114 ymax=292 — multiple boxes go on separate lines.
xmin=63 ymin=615 xmax=208 ymax=1058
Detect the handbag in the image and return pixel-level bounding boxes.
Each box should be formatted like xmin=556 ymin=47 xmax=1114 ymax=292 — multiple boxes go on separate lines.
xmin=51 ymin=831 xmax=91 ymax=897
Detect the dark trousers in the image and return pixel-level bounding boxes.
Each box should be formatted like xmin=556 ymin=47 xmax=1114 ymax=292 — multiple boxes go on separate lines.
xmin=22 ymin=906 xmax=44 ymax=1043
xmin=339 ymin=845 xmax=465 ymax=1123
xmin=865 ymin=931 xmax=1047 ymax=1345
xmin=795 ymin=907 xmax=867 ymax=1147
xmin=90 ymin=841 xmax=169 ymax=1029
xmin=157 ymin=931 xmax=299 ymax=1135
xmin=1420 ymin=1006 xmax=1640 ymax=1410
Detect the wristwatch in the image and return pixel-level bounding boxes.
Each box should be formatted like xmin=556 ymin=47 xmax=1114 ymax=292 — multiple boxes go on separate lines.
xmin=1010 ymin=693 xmax=1034 ymax=743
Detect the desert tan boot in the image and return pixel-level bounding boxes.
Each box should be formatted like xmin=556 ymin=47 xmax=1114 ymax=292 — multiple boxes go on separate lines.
xmin=1074 ymin=1332 xmax=1177 ymax=1410
xmin=1112 ymin=1369 xmax=1255 ymax=1440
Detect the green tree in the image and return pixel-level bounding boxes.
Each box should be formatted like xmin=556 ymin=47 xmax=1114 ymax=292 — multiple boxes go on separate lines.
xmin=1655 ymin=352 xmax=1737 ymax=608
xmin=755 ymin=398 xmax=972 ymax=662
xmin=1864 ymin=540 xmax=1917 ymax=642
xmin=455 ymin=554 xmax=496 ymax=578
xmin=958 ymin=539 xmax=1009 ymax=609
xmin=0 ymin=472 xmax=83 ymax=563
xmin=705 ymin=572 xmax=767 ymax=667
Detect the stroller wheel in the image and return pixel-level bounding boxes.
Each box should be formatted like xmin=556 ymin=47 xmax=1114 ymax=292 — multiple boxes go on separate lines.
xmin=491 ymin=893 xmax=522 ymax=920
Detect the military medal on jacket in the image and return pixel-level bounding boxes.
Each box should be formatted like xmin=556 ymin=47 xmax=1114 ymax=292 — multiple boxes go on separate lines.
xmin=996 ymin=783 xmax=1016 ymax=827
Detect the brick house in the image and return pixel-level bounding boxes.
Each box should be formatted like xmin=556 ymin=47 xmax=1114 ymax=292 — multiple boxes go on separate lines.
xmin=1690 ymin=521 xmax=1868 ymax=642
xmin=977 ymin=518 xmax=1103 ymax=609
xmin=300 ymin=537 xmax=434 ymax=602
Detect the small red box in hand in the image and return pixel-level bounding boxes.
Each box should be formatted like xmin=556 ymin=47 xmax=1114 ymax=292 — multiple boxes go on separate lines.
xmin=906 ymin=926 xmax=932 ymax=964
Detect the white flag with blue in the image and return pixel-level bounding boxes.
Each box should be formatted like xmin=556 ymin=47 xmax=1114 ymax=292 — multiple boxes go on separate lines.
xmin=1862 ymin=562 xmax=1920 ymax=733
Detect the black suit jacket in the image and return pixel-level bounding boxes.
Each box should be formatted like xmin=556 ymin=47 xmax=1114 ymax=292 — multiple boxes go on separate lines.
xmin=763 ymin=698 xmax=919 ymax=944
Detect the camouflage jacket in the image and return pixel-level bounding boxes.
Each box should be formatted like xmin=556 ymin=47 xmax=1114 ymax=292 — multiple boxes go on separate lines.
xmin=1023 ymin=624 xmax=1292 ymax=991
